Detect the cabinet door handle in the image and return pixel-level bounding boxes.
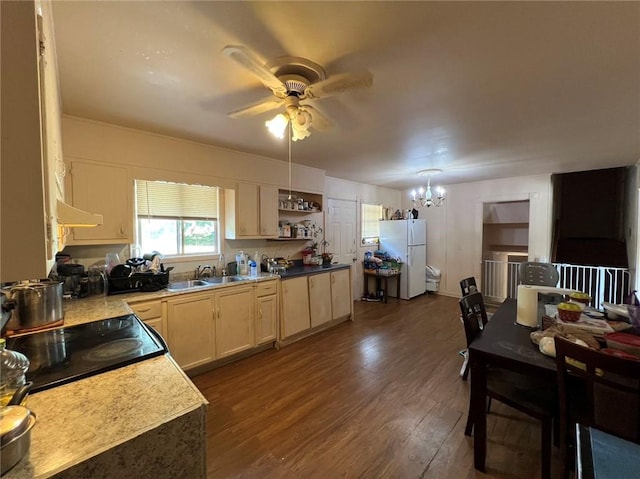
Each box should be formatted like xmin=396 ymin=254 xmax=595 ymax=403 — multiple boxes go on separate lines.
xmin=258 ymin=307 xmax=263 ymax=319
xmin=136 ymin=307 xmax=151 ymax=312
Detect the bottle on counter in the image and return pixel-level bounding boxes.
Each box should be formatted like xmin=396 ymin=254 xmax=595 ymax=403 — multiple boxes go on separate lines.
xmin=217 ymin=253 xmax=226 ymax=276
xmin=0 ymin=338 xmax=30 ymax=407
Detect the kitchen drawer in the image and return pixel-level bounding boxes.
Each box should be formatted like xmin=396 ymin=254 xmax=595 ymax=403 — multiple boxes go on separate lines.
xmin=129 ymin=300 xmax=162 ymax=320
xmin=256 ymin=280 xmax=278 ymax=297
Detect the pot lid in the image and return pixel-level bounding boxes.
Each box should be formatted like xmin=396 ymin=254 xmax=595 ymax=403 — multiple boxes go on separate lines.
xmin=0 ymin=406 xmax=31 ymax=446
xmin=2 ymin=279 xmax=62 ymax=292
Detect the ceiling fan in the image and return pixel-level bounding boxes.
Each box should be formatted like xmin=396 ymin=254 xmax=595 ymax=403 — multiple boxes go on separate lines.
xmin=223 ymin=45 xmax=373 ymax=140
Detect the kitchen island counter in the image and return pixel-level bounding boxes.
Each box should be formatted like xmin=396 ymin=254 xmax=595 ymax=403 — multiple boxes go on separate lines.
xmin=4 ymin=354 xmax=207 ymax=479
xmin=4 ymin=281 xmax=213 ymax=478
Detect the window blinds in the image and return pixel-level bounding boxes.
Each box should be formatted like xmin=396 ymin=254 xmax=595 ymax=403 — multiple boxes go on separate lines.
xmin=362 ymin=203 xmax=382 ymax=239
xmin=135 ymin=180 xmax=218 ymax=219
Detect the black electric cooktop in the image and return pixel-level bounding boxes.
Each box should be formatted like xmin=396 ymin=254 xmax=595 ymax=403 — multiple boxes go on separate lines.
xmin=7 ymin=314 xmax=167 ymax=393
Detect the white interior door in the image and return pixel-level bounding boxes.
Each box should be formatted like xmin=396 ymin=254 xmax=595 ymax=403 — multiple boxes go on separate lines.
xmin=325 ymin=199 xmax=357 ymax=292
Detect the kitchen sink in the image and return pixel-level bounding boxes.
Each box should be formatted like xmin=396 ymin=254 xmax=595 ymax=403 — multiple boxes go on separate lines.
xmin=204 ymin=276 xmax=243 ymax=284
xmin=166 ymin=280 xmax=210 ymax=291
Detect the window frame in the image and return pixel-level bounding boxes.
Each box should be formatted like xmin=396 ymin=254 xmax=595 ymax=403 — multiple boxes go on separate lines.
xmin=361 ymin=203 xmax=382 ymax=246
xmin=134 ymin=180 xmax=221 ymax=259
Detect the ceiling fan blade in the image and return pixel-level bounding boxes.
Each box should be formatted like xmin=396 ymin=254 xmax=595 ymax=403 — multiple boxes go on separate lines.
xmin=304 ymin=71 xmax=373 ymax=99
xmin=302 ymin=105 xmax=333 ymax=131
xmin=222 ymin=45 xmax=288 ymax=97
xmin=228 ymin=97 xmax=284 ymax=119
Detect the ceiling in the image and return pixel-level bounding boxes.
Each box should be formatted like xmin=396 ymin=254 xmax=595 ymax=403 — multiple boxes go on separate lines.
xmin=50 ymin=1 xmax=640 ymax=190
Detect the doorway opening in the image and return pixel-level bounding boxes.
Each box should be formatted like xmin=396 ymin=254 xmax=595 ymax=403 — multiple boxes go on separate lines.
xmin=481 ymin=200 xmax=530 ymax=302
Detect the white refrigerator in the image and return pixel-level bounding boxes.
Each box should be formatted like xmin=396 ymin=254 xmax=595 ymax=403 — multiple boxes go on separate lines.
xmin=379 ymin=219 xmax=427 ymax=299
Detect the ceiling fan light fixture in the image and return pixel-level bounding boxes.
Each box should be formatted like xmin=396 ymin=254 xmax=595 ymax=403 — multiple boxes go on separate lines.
xmin=265 ymin=113 xmax=289 ymax=139
xmin=290 ymin=109 xmax=312 ymax=141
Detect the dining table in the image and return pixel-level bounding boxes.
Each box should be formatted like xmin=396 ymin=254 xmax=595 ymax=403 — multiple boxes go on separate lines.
xmin=468 ymin=298 xmax=557 ymax=471
xmin=575 ymin=424 xmax=640 ymax=479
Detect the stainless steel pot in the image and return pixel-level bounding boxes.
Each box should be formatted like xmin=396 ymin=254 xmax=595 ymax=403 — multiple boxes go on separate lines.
xmin=0 ymin=405 xmax=36 ymax=474
xmin=2 ymin=280 xmax=63 ymax=332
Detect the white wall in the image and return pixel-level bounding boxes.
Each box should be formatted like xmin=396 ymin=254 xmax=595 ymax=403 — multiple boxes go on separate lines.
xmin=61 ymin=116 xmax=327 ymax=275
xmin=402 ymin=174 xmax=553 ymax=297
xmin=61 ymin=117 xmax=401 ymax=282
xmin=325 ymin=176 xmax=401 ymax=297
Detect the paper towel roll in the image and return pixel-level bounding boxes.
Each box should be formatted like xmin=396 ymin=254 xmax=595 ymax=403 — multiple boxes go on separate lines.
xmin=516 ymin=285 xmax=576 ymax=327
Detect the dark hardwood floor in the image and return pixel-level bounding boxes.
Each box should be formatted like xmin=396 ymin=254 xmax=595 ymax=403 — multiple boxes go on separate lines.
xmin=192 ymin=294 xmax=561 ymax=478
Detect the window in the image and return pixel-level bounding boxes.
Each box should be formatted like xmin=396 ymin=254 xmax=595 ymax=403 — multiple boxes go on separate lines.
xmin=135 ymin=180 xmax=219 ymax=256
xmin=361 ymin=203 xmax=382 ymax=245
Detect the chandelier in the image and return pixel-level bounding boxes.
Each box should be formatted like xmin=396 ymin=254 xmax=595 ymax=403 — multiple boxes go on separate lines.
xmin=410 ymin=169 xmax=446 ymax=208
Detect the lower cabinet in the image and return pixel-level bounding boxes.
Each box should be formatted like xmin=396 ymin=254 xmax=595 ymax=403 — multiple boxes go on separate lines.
xmin=331 ymin=269 xmax=352 ymax=320
xmin=281 ymin=268 xmax=352 ymax=341
xmin=256 ymin=280 xmax=278 ymax=344
xmin=166 ymin=293 xmax=216 ymax=370
xmin=281 ymin=276 xmax=311 ymax=339
xmin=163 ymin=282 xmax=273 ymax=370
xmin=128 ymin=299 xmax=166 ymax=338
xmin=214 ymin=285 xmax=255 ymax=358
xmin=309 ymin=273 xmax=332 ymax=327
xmin=155 ymin=272 xmax=348 ymax=369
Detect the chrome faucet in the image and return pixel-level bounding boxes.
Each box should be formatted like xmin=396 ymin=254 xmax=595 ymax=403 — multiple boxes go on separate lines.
xmin=196 ymin=264 xmax=215 ymax=279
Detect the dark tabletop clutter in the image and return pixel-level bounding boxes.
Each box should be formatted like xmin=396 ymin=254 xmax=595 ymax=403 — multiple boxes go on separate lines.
xmin=467 ymin=298 xmax=640 ymax=476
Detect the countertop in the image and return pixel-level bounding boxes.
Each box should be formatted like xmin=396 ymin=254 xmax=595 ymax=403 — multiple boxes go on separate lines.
xmin=2 ymin=274 xmax=287 ymax=476
xmin=5 ymin=355 xmax=206 ymax=479
xmin=3 ymin=268 xmax=348 ymax=477
xmin=60 ymin=273 xmax=281 ymax=328
xmin=278 ymin=262 xmax=351 ymax=279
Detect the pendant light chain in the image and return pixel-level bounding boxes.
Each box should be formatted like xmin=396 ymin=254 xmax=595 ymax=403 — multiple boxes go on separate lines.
xmin=288 ymin=121 xmax=292 ymax=200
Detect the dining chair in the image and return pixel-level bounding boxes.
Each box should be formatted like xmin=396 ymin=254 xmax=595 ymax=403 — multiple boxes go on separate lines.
xmin=461 ymin=292 xmax=556 ymax=479
xmin=459 ymin=277 xmax=479 ymax=379
xmin=554 ymin=336 xmax=640 ymax=479
xmin=460 ymin=276 xmax=479 ymax=296
xmin=518 ymin=262 xmax=559 ymax=286
xmin=458 ymin=281 xmax=488 ymax=380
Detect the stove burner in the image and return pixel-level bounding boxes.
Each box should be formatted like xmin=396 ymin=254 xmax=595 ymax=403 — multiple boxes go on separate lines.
xmin=84 ymin=338 xmax=144 ymax=362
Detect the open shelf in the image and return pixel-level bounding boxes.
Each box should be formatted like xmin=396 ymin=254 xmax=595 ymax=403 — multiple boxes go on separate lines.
xmin=278 ymin=189 xmax=323 ymax=213
xmin=279 ymin=208 xmax=321 ymax=213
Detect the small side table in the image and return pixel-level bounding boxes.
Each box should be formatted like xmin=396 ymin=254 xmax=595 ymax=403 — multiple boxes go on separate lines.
xmin=363 ymin=271 xmax=401 ymax=303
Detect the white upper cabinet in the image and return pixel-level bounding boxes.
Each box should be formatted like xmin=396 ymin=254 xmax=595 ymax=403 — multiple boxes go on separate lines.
xmin=225 ymin=183 xmax=278 ymax=239
xmin=259 ymin=185 xmax=279 ymax=237
xmin=1 ymin=0 xmax=59 ymax=282
xmin=65 ymin=160 xmax=132 ymax=244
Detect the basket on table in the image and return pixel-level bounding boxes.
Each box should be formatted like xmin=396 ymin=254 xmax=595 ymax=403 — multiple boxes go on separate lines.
xmin=557 ymin=302 xmax=582 ymax=322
